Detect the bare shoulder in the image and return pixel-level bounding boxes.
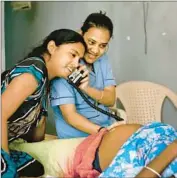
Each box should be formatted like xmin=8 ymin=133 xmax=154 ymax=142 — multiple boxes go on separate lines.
xmin=14 ymin=73 xmax=38 ymax=86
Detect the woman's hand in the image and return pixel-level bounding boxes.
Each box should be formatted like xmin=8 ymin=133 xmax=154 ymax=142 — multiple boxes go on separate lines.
xmin=78 ymin=65 xmax=90 ymax=91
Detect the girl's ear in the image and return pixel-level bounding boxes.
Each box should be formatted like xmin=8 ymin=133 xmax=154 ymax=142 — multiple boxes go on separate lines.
xmin=47 ymin=40 xmax=57 ymax=55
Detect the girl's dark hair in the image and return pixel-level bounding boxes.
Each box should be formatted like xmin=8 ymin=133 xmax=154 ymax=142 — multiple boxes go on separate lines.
xmin=81 ymin=11 xmax=113 ymax=38
xmin=25 ymin=29 xmax=87 ymax=58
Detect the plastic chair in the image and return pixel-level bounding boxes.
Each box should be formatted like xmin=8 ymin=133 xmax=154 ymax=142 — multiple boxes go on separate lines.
xmin=114 ymin=81 xmax=177 ymax=125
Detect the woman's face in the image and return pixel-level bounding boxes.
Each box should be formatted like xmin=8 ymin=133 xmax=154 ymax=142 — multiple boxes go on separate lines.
xmin=83 ymin=27 xmax=110 ymax=64
xmin=48 ymin=42 xmax=85 ymax=79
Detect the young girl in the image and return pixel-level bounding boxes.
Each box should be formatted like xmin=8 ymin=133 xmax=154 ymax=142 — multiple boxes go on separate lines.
xmin=1 ymin=29 xmax=87 ymax=178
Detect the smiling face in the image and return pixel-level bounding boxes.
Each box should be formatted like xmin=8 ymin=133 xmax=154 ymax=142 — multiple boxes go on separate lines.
xmin=83 ymin=27 xmax=111 ymax=64
xmin=47 ymin=41 xmax=85 ymax=79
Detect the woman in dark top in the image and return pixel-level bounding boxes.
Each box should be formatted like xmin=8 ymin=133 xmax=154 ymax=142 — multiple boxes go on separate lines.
xmin=1 ymin=29 xmax=87 ymax=178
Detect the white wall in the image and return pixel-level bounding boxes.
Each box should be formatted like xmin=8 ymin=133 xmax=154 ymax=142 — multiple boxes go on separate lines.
xmin=5 ymin=2 xmax=177 ymax=132
xmin=1 ymin=1 xmax=5 ymax=72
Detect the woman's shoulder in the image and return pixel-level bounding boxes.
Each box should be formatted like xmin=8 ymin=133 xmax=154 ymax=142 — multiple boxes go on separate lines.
xmin=11 ymin=57 xmax=47 ymax=80
xmin=50 ymin=78 xmax=74 ymax=96
xmin=51 ymin=77 xmax=69 ymax=87
xmin=8 ymin=57 xmax=48 ymax=94
xmin=97 ymin=54 xmax=110 ymax=67
xmin=17 ymin=57 xmax=47 ymax=72
xmin=98 ymin=54 xmax=109 ymax=62
xmin=95 ymin=54 xmax=110 ymax=71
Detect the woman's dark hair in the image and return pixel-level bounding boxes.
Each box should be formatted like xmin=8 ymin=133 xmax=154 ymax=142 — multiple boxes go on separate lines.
xmin=25 ymin=29 xmax=87 ymax=58
xmin=81 ymin=11 xmax=113 ymax=38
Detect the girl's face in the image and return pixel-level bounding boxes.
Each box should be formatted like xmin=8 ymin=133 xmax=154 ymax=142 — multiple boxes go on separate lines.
xmin=83 ymin=27 xmax=110 ymax=64
xmin=48 ymin=42 xmax=85 ymax=79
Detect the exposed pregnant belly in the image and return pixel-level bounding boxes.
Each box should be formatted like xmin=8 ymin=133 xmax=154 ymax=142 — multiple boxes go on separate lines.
xmin=99 ymin=124 xmax=142 ymax=171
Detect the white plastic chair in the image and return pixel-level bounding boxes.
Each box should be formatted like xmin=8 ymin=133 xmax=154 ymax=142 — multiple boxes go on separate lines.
xmin=114 ymin=81 xmax=177 ymax=125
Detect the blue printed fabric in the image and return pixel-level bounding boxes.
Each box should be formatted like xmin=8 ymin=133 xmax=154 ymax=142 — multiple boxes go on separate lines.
xmin=99 ymin=122 xmax=177 ymax=178
xmin=1 ymin=149 xmax=18 ymax=178
xmin=1 ymin=149 xmax=35 ymax=178
xmin=1 ymin=148 xmax=44 ymax=178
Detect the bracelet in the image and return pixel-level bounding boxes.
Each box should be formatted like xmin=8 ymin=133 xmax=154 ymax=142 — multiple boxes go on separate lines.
xmin=144 ymin=166 xmax=161 ymax=177
xmin=98 ymin=127 xmax=105 ymax=132
xmin=98 ymin=91 xmax=104 ymax=102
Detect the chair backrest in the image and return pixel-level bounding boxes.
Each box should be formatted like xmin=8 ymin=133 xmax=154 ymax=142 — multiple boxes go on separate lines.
xmin=115 ymin=81 xmax=177 ymax=124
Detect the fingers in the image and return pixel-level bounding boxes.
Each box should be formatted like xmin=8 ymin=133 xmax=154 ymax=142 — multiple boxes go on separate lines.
xmin=78 ymin=76 xmax=89 ymax=91
xmin=77 ymin=65 xmax=89 ymax=84
xmin=77 ymin=65 xmax=91 ymax=90
xmin=80 ymin=76 xmax=89 ymax=83
xmin=78 ymin=65 xmax=89 ymax=78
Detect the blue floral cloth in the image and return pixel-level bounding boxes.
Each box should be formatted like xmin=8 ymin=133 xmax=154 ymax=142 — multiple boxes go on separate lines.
xmin=99 ymin=122 xmax=177 ymax=178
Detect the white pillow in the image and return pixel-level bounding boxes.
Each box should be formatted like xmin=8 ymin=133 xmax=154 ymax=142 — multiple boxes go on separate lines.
xmin=9 ymin=138 xmax=85 ymax=177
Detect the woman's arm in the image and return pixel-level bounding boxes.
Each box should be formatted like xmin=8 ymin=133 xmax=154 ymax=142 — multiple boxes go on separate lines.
xmin=1 ymin=73 xmax=38 ymax=153
xmin=78 ymin=62 xmax=116 ymax=107
xmin=136 ymin=140 xmax=177 ymax=178
xmin=60 ymin=104 xmax=101 ymax=134
xmin=82 ymin=85 xmax=116 ymax=107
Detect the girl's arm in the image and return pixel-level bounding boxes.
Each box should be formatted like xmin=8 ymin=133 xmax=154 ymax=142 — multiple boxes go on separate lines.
xmin=22 ymin=116 xmax=46 ymax=142
xmin=2 ymin=73 xmax=38 ymax=153
xmin=82 ymin=85 xmax=116 ymax=107
xmin=60 ymin=104 xmax=101 ymax=134
xmin=78 ymin=63 xmax=116 ymax=107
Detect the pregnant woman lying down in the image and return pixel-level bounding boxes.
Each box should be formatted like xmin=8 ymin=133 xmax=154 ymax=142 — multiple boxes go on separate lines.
xmin=10 ymin=122 xmax=177 ymax=178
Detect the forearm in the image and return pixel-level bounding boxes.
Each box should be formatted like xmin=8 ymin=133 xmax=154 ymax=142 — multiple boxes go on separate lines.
xmin=83 ymin=86 xmax=115 ymax=107
xmin=23 ymin=116 xmax=46 ymax=142
xmin=31 ymin=116 xmax=46 ymax=142
xmin=2 ymin=120 xmax=9 ymax=153
xmin=66 ymin=112 xmax=100 ymax=134
xmin=136 ymin=140 xmax=177 ymax=177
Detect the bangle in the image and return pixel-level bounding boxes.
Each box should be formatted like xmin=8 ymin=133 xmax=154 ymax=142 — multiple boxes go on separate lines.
xmin=144 ymin=166 xmax=161 ymax=177
xmin=98 ymin=127 xmax=105 ymax=132
xmin=98 ymin=91 xmax=104 ymax=102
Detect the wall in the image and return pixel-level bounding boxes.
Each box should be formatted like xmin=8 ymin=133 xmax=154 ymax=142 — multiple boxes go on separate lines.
xmin=5 ymin=2 xmax=177 ymax=133
xmin=1 ymin=2 xmax=5 ymax=71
